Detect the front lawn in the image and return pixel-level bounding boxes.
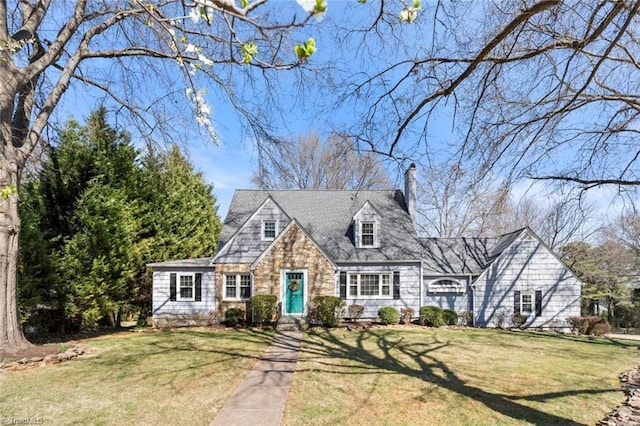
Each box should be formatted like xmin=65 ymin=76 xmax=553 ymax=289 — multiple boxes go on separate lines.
xmin=0 ymin=328 xmax=273 ymax=425
xmin=1 ymin=327 xmax=637 ymax=425
xmin=284 ymin=327 xmax=640 ymax=425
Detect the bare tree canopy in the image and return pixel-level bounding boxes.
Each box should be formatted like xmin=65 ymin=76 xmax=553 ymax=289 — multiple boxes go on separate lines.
xmin=0 ymin=0 xmax=325 ymax=350
xmin=604 ymin=202 xmax=640 ymax=256
xmin=331 ymin=0 xmax=640 ymax=189
xmin=417 ymin=160 xmax=594 ymax=248
xmin=252 ymin=133 xmax=390 ymax=190
xmin=416 ymin=163 xmax=510 ymax=238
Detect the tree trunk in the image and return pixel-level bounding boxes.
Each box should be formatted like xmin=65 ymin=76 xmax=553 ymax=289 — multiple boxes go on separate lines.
xmin=0 ymin=156 xmax=31 ymax=351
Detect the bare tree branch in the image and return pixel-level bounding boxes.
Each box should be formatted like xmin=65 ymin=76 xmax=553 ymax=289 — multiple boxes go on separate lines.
xmin=390 ymin=0 xmax=560 ymax=156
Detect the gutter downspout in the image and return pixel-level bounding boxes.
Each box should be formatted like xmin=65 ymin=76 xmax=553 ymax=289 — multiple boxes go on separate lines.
xmin=469 ymin=274 xmax=475 ymax=326
xmin=419 ymin=261 xmax=424 ymax=310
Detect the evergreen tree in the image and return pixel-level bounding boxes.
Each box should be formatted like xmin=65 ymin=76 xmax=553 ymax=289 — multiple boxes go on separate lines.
xmin=134 ymin=146 xmax=222 ymax=322
xmin=560 ymin=241 xmax=635 ymax=319
xmin=19 ymin=109 xmax=222 ymax=330
xmin=60 ymin=184 xmax=142 ymax=326
xmin=145 ymin=145 xmax=221 ymax=261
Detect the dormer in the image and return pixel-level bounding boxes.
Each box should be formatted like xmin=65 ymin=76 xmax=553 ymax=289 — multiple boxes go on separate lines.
xmin=353 ymin=201 xmax=382 ymax=249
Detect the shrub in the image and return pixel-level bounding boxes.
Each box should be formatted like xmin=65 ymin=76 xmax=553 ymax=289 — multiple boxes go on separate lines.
xmin=493 ymin=310 xmax=509 ymax=329
xmin=400 ymin=307 xmax=415 ymax=324
xmin=510 ymin=313 xmax=527 ymax=329
xmin=419 ymin=306 xmax=445 ymax=327
xmin=250 ymin=295 xmax=277 ymax=326
xmin=443 ymin=309 xmax=458 ymax=326
xmin=458 ymin=311 xmax=473 ymax=326
xmin=567 ymin=316 xmax=609 ymax=335
xmin=225 ymin=308 xmax=245 ymax=325
xmin=591 ymin=321 xmax=612 ymax=336
xmin=567 ymin=316 xmax=587 ymax=334
xmin=310 ymin=296 xmax=345 ymax=327
xmin=347 ymin=304 xmax=364 ymax=322
xmin=378 ymin=307 xmax=400 ymax=325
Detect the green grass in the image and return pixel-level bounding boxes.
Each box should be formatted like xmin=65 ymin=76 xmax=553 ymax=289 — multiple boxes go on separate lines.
xmin=1 ymin=327 xmax=637 ymax=425
xmin=0 ymin=328 xmax=273 ymax=425
xmin=284 ymin=327 xmax=640 ymax=425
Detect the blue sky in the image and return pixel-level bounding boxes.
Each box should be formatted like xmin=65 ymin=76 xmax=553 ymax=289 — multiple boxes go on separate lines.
xmin=52 ymin=1 xmax=632 ymax=228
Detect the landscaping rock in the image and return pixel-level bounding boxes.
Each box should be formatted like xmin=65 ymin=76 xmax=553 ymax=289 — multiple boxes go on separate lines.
xmin=598 ymin=366 xmax=640 ymax=426
xmin=1 ymin=344 xmax=88 ymax=371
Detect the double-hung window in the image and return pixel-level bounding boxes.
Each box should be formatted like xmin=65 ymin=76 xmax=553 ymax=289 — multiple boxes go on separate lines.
xmin=348 ymin=273 xmax=390 ymax=298
xmin=521 ymin=293 xmax=533 ymax=314
xmin=225 ymin=274 xmax=252 ymax=300
xmin=262 ymin=220 xmax=277 ymax=240
xmin=178 ymin=274 xmax=194 ymax=301
xmin=169 ymin=272 xmax=202 ymax=302
xmin=514 ymin=290 xmax=542 ymax=316
xmin=361 ymin=222 xmax=375 ymax=247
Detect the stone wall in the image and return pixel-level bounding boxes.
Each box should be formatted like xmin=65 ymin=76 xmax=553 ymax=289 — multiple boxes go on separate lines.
xmin=252 ymin=223 xmax=336 ymax=302
xmin=214 ymin=263 xmax=252 ymax=318
xmin=598 ymin=366 xmax=640 ymax=425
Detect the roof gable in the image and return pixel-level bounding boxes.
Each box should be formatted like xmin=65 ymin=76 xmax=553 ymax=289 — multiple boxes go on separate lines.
xmin=420 ymin=228 xmax=527 ymax=275
xmin=353 ymin=200 xmax=383 ymax=220
xmin=250 ymin=218 xmax=337 ymax=270
xmin=213 ymin=195 xmax=290 ymax=263
xmin=215 ymin=189 xmax=423 ymax=263
xmin=420 ymin=227 xmax=582 ymax=284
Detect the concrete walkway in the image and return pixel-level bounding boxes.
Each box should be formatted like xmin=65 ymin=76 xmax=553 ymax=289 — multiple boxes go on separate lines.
xmin=211 ymin=331 xmax=303 ymax=426
xmin=606 ymin=333 xmax=640 ymax=341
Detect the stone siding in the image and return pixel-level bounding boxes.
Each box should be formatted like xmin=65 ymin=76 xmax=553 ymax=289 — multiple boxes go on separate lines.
xmin=252 ymin=223 xmax=336 ymax=307
xmin=214 ymin=263 xmax=252 ymax=318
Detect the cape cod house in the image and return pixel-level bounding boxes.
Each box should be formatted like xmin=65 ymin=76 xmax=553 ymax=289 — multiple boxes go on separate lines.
xmin=150 ymin=165 xmax=582 ymax=329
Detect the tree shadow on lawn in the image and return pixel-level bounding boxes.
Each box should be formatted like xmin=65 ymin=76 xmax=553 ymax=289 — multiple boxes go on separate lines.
xmin=76 ymin=328 xmax=276 ymax=384
xmin=297 ymin=329 xmax=618 ymax=425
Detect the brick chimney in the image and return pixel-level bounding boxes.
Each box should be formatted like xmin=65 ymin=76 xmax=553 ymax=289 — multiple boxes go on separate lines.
xmin=404 ymin=163 xmax=417 ymax=227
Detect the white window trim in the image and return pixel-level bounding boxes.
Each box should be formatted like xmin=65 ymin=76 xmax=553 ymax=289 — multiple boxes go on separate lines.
xmin=261 ymin=220 xmax=278 ymax=241
xmin=360 ymin=221 xmax=377 ymax=248
xmin=347 ymin=272 xmax=392 ymax=299
xmin=224 ymin=273 xmax=252 ymax=301
xmin=428 ymin=278 xmax=466 ymax=294
xmin=177 ymin=273 xmax=195 ymax=302
xmin=520 ymin=292 xmax=534 ymax=314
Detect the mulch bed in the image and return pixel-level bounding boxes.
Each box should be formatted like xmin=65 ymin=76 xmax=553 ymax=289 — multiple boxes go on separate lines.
xmin=0 ymin=343 xmax=88 ymax=371
xmin=0 ymin=344 xmax=60 ymax=363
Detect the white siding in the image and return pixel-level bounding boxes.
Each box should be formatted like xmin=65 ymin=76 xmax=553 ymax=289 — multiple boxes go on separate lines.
xmin=152 ymin=268 xmax=216 ymax=319
xmin=423 ymin=276 xmax=472 ymax=313
xmin=215 ymin=199 xmax=290 ymax=263
xmin=473 ymin=234 xmax=581 ymax=329
xmin=338 ymin=263 xmax=421 ymax=318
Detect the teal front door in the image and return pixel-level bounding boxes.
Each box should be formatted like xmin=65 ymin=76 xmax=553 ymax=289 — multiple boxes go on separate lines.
xmin=285 ymin=272 xmax=304 ymax=314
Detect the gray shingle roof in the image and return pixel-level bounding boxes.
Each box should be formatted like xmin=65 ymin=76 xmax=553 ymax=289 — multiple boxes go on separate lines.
xmin=215 ymin=189 xmax=424 ymax=263
xmin=419 ymin=228 xmax=526 ymax=274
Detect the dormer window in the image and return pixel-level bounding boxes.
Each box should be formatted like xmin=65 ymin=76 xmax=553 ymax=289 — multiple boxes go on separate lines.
xmin=262 ymin=220 xmax=277 ymax=241
xmin=361 ymin=222 xmax=375 ymax=247
xmin=353 ymin=201 xmax=381 ymax=249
